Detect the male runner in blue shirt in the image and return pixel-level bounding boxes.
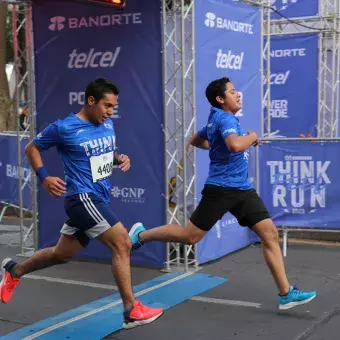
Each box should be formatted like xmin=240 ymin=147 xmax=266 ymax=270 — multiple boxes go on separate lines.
xmin=0 ymin=78 xmax=163 ymax=329
xmin=129 ymin=77 xmax=317 ymax=310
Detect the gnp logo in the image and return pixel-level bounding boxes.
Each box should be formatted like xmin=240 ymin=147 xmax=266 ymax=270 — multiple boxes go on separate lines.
xmin=204 ymin=12 xmax=253 ymax=35
xmin=48 ymin=13 xmax=142 ymax=31
xmin=111 ymin=186 xmax=146 ymax=204
xmin=49 ymin=16 xmax=66 ymax=31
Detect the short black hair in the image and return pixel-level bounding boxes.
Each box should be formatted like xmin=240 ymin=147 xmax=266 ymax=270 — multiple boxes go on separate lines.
xmin=205 ymin=77 xmax=231 ymax=108
xmin=85 ymin=77 xmax=119 ymax=104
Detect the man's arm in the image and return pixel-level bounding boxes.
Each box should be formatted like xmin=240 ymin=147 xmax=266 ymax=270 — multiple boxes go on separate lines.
xmin=191 ymin=126 xmax=209 ymax=150
xmin=190 ymin=133 xmax=209 ymax=150
xmin=218 ymin=117 xmax=259 ymax=153
xmin=225 ymin=133 xmax=259 ymax=153
xmin=25 ymin=141 xmax=66 ymax=197
xmin=27 ymin=122 xmax=66 ymax=197
xmin=25 ymin=141 xmax=44 ymax=171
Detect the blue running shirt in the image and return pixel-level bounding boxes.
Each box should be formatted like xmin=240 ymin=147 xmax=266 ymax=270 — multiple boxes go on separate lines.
xmin=197 ymin=107 xmax=252 ymax=190
xmin=33 ymin=112 xmax=116 ymax=203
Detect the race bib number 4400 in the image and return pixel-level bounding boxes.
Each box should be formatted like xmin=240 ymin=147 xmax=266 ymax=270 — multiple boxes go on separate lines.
xmin=90 ymin=151 xmax=115 ymax=182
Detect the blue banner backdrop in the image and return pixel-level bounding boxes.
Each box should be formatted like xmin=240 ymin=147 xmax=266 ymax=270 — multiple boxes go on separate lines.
xmin=266 ymin=34 xmax=318 ymax=138
xmin=270 ymin=0 xmax=318 ymax=19
xmin=0 ymin=135 xmax=31 ymax=209
xmin=32 ymin=0 xmax=165 ymax=267
xmin=260 ymin=141 xmax=340 ymax=229
xmin=195 ymin=0 xmax=262 ymax=264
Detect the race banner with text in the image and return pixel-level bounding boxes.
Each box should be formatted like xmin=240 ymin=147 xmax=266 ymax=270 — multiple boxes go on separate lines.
xmin=270 ymin=0 xmax=318 ymax=19
xmin=0 ymin=135 xmax=31 ymax=209
xmin=259 ymin=141 xmax=340 ymax=229
xmin=195 ymin=0 xmax=261 ymax=264
xmin=32 ymin=0 xmax=165 ymax=267
xmin=266 ymin=34 xmax=318 ymax=138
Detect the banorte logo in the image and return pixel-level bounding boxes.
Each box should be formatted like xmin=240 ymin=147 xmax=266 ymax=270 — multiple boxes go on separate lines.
xmin=204 ymin=12 xmax=254 ymax=34
xmin=49 ymin=16 xmax=66 ymax=31
xmin=270 ymin=0 xmax=298 ymax=11
xmin=204 ymin=13 xmax=216 ymax=28
xmin=48 ymin=13 xmax=142 ymax=31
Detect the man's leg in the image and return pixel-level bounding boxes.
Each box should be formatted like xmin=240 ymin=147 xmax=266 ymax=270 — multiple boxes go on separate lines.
xmin=97 ymin=223 xmax=135 ymax=309
xmin=236 ymin=189 xmax=316 ymax=309
xmin=130 ymin=185 xmax=227 ymax=249
xmin=251 ymin=219 xmax=290 ymax=295
xmin=15 ymin=234 xmax=82 ymax=277
xmin=0 ymin=234 xmax=82 ymax=303
xmin=251 ymin=218 xmax=316 ymax=309
xmin=138 ymin=221 xmax=206 ymax=246
xmin=97 ymin=222 xmax=163 ymax=329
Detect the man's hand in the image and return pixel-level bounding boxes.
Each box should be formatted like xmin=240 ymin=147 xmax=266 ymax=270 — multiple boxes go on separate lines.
xmin=42 ymin=176 xmax=66 ymax=197
xmin=247 ymin=131 xmax=260 ymax=146
xmin=118 ymin=154 xmax=131 ymax=172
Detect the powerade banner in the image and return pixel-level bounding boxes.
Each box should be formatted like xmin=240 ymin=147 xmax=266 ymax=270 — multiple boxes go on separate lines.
xmin=267 ymin=34 xmax=318 ymax=138
xmin=0 ymin=135 xmax=31 ymax=209
xmin=260 ymin=141 xmax=340 ymax=229
xmin=270 ymin=0 xmax=318 ymax=19
xmin=32 ymin=0 xmax=165 ymax=267
xmin=195 ymin=0 xmax=261 ymax=264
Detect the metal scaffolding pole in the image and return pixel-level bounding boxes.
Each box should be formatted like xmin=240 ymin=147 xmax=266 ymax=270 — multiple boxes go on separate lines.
xmin=162 ymin=0 xmax=197 ymax=271
xmin=263 ymin=0 xmax=271 ymax=137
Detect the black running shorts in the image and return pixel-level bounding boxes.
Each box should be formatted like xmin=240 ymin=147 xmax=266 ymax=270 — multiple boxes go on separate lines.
xmin=190 ymin=184 xmax=270 ymax=231
xmin=61 ymin=193 xmax=120 ymax=247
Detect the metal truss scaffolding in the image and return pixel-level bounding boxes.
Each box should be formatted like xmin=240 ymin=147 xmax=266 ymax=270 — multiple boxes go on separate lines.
xmin=261 ymin=0 xmax=271 ymax=137
xmin=162 ymin=0 xmax=197 ymax=271
xmin=10 ymin=0 xmax=37 ymax=256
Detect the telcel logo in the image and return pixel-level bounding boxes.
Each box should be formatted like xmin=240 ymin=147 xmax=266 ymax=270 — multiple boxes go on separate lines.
xmin=216 ymin=49 xmax=244 ymax=70
xmin=264 ymin=71 xmax=290 ymax=85
xmin=68 ymin=48 xmax=120 ymax=69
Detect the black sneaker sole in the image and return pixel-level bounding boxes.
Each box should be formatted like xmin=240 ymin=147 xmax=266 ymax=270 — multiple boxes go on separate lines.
xmin=123 ymin=311 xmax=164 ymax=330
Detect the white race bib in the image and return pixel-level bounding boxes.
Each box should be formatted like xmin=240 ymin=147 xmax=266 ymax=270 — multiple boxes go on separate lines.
xmin=90 ymin=151 xmax=115 ymax=183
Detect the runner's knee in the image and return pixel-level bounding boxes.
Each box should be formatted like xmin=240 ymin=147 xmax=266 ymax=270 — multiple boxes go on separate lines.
xmin=184 ymin=229 xmax=204 ymax=245
xmin=103 ymin=225 xmax=132 ymax=254
xmin=183 ymin=222 xmax=206 ymax=245
xmin=114 ymin=235 xmax=132 ymax=254
xmin=261 ymin=226 xmax=279 ymax=245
